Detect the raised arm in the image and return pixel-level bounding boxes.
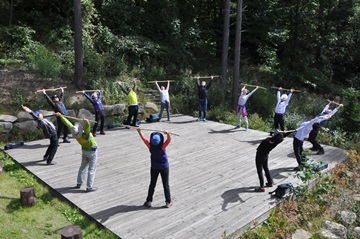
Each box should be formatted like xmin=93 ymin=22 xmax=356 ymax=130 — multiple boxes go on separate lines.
xmin=118 ymin=84 xmax=128 ymax=95
xmin=247 ymin=86 xmax=258 ymax=98
xmin=166 ymin=80 xmax=170 ymax=91
xmin=155 ymin=81 xmax=161 ymax=91
xmin=22 ymin=105 xmax=39 ymax=121
xmin=43 ymin=90 xmax=56 ymax=109
xmin=137 ymin=128 xmax=150 ymax=148
xmin=162 ymin=130 xmax=172 ymax=149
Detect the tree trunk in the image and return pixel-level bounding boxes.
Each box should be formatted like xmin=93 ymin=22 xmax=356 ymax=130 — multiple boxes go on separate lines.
xmin=9 ymin=0 xmax=14 ymax=26
xmin=220 ymin=0 xmax=231 ymax=93
xmin=232 ymin=0 xmax=243 ymax=108
xmin=61 ymin=225 xmax=82 ymax=239
xmin=20 ymin=187 xmax=37 ymax=207
xmin=74 ymin=0 xmax=83 ymax=89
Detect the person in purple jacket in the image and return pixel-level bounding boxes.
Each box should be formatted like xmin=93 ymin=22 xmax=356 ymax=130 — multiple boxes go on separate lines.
xmin=137 ymin=128 xmax=173 ymax=208
xmin=82 ymin=90 xmax=105 ymax=136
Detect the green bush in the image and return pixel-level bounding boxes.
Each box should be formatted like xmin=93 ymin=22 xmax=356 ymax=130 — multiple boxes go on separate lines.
xmin=28 ymin=45 xmax=62 ymax=80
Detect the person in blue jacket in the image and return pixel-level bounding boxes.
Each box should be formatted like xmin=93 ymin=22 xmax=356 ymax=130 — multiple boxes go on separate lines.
xmin=82 ymin=90 xmax=105 ymax=136
xmin=196 ymin=77 xmax=212 ymax=122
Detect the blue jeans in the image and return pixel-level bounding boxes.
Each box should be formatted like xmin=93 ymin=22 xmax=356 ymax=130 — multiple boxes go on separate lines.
xmin=146 ymin=167 xmax=171 ymax=203
xmin=198 ymin=99 xmax=208 ymax=119
xmin=159 ymin=101 xmax=170 ymax=120
xmin=78 ymin=149 xmax=98 ymax=189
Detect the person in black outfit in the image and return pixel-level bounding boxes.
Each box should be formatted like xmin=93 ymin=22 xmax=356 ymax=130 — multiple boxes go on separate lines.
xmin=255 ymin=130 xmax=289 ymax=192
xmin=42 ymin=88 xmax=70 ymax=143
xmin=22 ymin=105 xmax=58 ymax=165
xmin=196 ymin=77 xmax=212 ymax=122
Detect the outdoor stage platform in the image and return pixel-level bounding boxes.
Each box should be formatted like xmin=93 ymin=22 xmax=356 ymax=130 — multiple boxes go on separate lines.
xmin=5 ymin=114 xmax=347 ymax=239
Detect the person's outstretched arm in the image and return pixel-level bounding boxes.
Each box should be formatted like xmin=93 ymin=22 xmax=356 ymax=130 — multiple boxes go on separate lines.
xmin=155 ymin=81 xmax=161 ymax=91
xmin=162 ymin=130 xmax=171 ymax=149
xmin=137 ymin=128 xmax=150 ymax=148
xmin=118 ymin=84 xmax=128 ymax=94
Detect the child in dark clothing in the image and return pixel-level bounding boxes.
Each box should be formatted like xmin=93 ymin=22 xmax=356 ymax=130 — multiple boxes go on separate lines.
xmin=137 ymin=128 xmax=172 ymax=208
xmin=255 ymin=131 xmax=286 ymax=192
xmin=22 ymin=105 xmax=58 ymax=165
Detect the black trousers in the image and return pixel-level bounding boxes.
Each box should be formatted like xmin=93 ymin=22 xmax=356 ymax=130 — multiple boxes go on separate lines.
xmin=293 ymin=137 xmax=305 ymax=167
xmin=45 ymin=134 xmax=59 ymax=163
xmin=93 ymin=110 xmax=105 ymax=133
xmin=126 ymin=105 xmax=139 ymax=126
xmin=146 ymin=167 xmax=171 ymax=203
xmin=308 ymin=123 xmax=323 ymax=151
xmin=255 ymin=152 xmax=273 ymax=188
xmin=56 ymin=117 xmax=69 ymax=140
xmin=274 ymin=113 xmax=285 ymax=131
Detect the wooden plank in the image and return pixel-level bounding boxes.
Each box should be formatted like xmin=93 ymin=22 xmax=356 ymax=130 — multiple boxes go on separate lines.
xmin=4 ymin=114 xmax=347 ymax=239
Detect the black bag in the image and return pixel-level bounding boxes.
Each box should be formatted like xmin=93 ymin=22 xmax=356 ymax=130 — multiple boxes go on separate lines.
xmin=146 ymin=113 xmax=160 ymax=123
xmin=269 ymin=182 xmax=293 ymax=198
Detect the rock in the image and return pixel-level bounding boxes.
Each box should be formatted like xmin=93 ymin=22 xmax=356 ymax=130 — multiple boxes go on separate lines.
xmin=14 ymin=121 xmax=37 ymax=131
xmin=16 ymin=111 xmax=33 ymax=122
xmin=336 ymin=211 xmax=357 ymax=226
xmin=0 ymin=122 xmax=13 ymax=133
xmin=353 ymin=194 xmax=360 ymax=202
xmin=138 ymin=102 xmax=144 ymax=114
xmin=353 ymin=227 xmax=360 ymax=238
xmin=104 ymin=104 xmax=126 ymax=116
xmin=292 ymin=229 xmax=312 ymax=239
xmin=67 ymin=109 xmax=76 ymax=117
xmin=78 ymin=108 xmax=95 ymax=121
xmin=321 ymin=220 xmax=347 ymax=239
xmin=0 ymin=114 xmax=18 ymax=123
xmin=144 ymin=102 xmax=158 ymax=112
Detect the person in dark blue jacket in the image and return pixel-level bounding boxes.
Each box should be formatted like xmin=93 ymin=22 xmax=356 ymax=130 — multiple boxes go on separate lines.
xmin=82 ymin=90 xmax=105 ymax=136
xmin=137 ymin=128 xmax=172 ymax=208
xmin=42 ymin=88 xmax=70 ymax=143
xmin=22 ymin=105 xmax=58 ymax=165
xmin=196 ymin=78 xmax=212 ymax=122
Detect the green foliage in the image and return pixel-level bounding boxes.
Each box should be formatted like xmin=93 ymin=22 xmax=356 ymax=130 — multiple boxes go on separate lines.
xmin=28 ymin=45 xmax=61 ymax=80
xmin=340 ymin=88 xmax=360 ymax=133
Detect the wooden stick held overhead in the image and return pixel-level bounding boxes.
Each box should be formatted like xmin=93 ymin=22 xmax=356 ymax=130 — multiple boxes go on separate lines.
xmin=270 ymin=87 xmax=301 ymax=92
xmin=75 ymin=90 xmax=101 ymax=93
xmin=36 ymin=86 xmax=67 ymax=92
xmin=121 ymin=124 xmax=180 ymax=136
xmin=148 ymin=80 xmax=175 ymax=83
xmin=191 ymin=75 xmax=220 ymax=79
xmin=241 ymin=83 xmax=267 ymax=90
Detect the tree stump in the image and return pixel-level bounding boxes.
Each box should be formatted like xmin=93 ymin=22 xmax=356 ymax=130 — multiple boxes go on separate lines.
xmin=20 ymin=186 xmax=37 ymax=207
xmin=61 ymin=225 xmax=82 ymax=239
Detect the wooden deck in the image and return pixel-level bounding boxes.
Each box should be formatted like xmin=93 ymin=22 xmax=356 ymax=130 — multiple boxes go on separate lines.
xmin=5 ymin=114 xmax=347 ymax=239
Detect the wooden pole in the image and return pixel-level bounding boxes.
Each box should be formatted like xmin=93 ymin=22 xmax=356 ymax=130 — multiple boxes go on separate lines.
xmin=122 ymin=124 xmax=180 ymax=136
xmin=270 ymin=86 xmax=301 ymax=92
xmin=75 ymin=90 xmax=101 ymax=93
xmin=240 ymin=83 xmax=267 ymax=90
xmin=63 ymin=115 xmax=97 ymax=123
xmin=148 ymin=80 xmax=175 ymax=83
xmin=191 ymin=75 xmax=220 ymax=79
xmin=36 ymin=86 xmax=67 ymax=92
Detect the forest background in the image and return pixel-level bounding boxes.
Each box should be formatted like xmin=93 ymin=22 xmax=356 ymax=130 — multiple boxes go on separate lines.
xmin=1 ymin=0 xmax=360 ymax=145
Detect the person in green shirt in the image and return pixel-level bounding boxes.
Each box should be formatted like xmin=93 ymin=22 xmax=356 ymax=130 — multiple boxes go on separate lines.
xmin=118 ymin=78 xmax=139 ymax=126
xmin=55 ymin=112 xmax=98 ymax=192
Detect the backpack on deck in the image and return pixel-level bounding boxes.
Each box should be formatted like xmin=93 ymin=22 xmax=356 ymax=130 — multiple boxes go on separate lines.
xmin=269 ymin=182 xmax=293 ymax=198
xmin=146 ymin=113 xmax=160 ymax=123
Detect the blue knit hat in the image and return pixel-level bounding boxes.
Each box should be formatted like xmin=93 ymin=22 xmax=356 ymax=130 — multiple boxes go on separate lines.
xmin=33 ymin=111 xmax=41 ymax=117
xmin=151 ymin=134 xmax=161 ymax=146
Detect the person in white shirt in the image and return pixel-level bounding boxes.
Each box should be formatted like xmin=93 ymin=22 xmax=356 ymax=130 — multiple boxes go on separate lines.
xmin=308 ymin=102 xmax=343 ymax=155
xmin=155 ymin=81 xmax=170 ymax=121
xmin=293 ymin=115 xmax=330 ymax=171
xmin=235 ymin=84 xmax=258 ymax=130
xmin=274 ymin=87 xmax=293 ymax=131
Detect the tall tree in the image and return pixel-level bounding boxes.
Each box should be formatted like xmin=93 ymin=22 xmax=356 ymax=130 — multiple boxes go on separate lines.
xmin=232 ymin=0 xmax=243 ymax=108
xmin=220 ymin=0 xmax=231 ymax=92
xmin=74 ymin=0 xmax=83 ymax=89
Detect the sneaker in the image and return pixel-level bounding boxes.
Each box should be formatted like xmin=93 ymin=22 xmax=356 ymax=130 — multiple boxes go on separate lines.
xmin=197 ymin=117 xmax=201 ymax=121
xmin=100 ymin=131 xmax=106 ymax=135
xmin=63 ymin=138 xmax=71 ymax=143
xmin=203 ymin=118 xmax=206 ymax=122
xmin=46 ymin=161 xmax=57 ymax=165
xmin=317 ymin=150 xmax=325 ymax=155
xmin=254 ymin=187 xmax=265 ymax=192
xmin=235 ymin=125 xmax=240 ymax=129
xmin=165 ymin=201 xmax=173 ymax=208
xmin=266 ymin=182 xmax=274 ymax=187
xmin=85 ymin=187 xmax=98 ymax=192
xmin=143 ymin=201 xmax=152 ymax=207
xmin=309 ymin=147 xmax=318 ymax=151
xmin=43 ymin=156 xmax=48 ymax=161
xmin=74 ymin=184 xmax=81 ymax=189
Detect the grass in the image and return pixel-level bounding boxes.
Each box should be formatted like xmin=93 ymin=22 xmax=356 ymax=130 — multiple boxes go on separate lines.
xmin=0 ymin=152 xmax=119 ymax=239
